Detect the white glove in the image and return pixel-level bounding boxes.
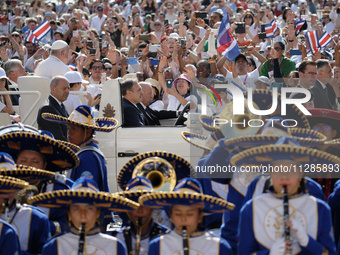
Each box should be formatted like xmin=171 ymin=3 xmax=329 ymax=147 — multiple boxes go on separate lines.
xmin=291 ymin=219 xmax=309 ymax=247
xmin=269 ymin=237 xmax=286 ymax=255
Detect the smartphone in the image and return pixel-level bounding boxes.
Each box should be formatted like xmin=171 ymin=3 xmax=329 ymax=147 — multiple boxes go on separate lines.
xmin=150 ymin=59 xmax=159 ymax=65
xmin=87 ymin=40 xmax=93 ymax=48
xmin=89 ymin=48 xmax=96 ymax=54
xmin=126 ymin=57 xmax=138 ymax=64
xmin=259 ymin=32 xmax=266 ymax=39
xmin=166 ymin=79 xmax=173 ymax=88
xmin=248 ymin=3 xmax=255 ymax=8
xmin=149 ymin=44 xmax=161 ymax=52
xmin=235 ymin=22 xmax=246 ymax=33
xmin=94 ymin=41 xmax=99 ymax=48
xmin=147 ymin=52 xmax=157 ymax=59
xmin=180 ymin=38 xmax=187 ymax=48
xmin=80 ymin=31 xmax=90 ymax=38
xmin=102 ymin=41 xmax=108 ymax=47
xmin=139 ymin=34 xmax=151 ymax=41
xmin=260 ymin=24 xmax=266 ymax=33
xmin=164 ymin=20 xmax=169 ymax=26
xmin=196 ymin=12 xmax=208 ymax=19
xmin=73 ymin=30 xmax=79 ymax=37
xmin=290 ymin=49 xmax=302 ymax=55
xmin=95 ymin=93 xmax=102 ymax=99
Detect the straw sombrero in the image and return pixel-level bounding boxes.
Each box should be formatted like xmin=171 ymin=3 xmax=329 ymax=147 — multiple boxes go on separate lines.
xmin=181 ymin=131 xmax=213 ymax=151
xmin=42 ymin=105 xmax=118 ymax=132
xmin=139 ymin=178 xmax=235 ymax=213
xmin=0 ymin=175 xmax=29 ymax=194
xmin=230 ymin=137 xmax=340 ymax=167
xmin=0 ymin=131 xmax=79 ymax=172
xmin=28 ymin=177 xmax=139 ymax=212
xmin=116 ymin=176 xmax=153 ymax=203
xmin=117 ymin=151 xmax=196 ymax=191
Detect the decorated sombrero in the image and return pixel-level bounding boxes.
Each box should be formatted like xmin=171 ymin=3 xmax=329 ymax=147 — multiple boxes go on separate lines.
xmin=139 ymin=178 xmax=235 ymax=213
xmin=0 ymin=175 xmax=29 ymax=194
xmin=230 ymin=137 xmax=340 ymax=167
xmin=42 ymin=105 xmax=118 ymax=132
xmin=28 ymin=177 xmax=139 ymax=212
xmin=116 ymin=176 xmax=153 ymax=203
xmin=0 ymin=131 xmax=79 ymax=172
xmin=223 ymin=117 xmax=326 ymax=148
xmin=0 ymin=152 xmax=56 ymax=183
xmin=117 ymin=151 xmax=196 ymax=191
xmin=181 ymin=131 xmax=212 ymax=151
xmin=0 ymin=123 xmax=80 ymax=152
xmin=307 ymin=108 xmax=340 ymax=139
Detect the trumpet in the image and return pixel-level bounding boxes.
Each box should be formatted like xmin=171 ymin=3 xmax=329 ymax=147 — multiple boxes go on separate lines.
xmin=282 ymin=185 xmax=292 ymax=254
xmin=182 ymin=226 xmax=189 ymax=255
xmin=135 ymin=217 xmax=142 ymax=255
xmin=78 ymin=223 xmax=86 ymax=255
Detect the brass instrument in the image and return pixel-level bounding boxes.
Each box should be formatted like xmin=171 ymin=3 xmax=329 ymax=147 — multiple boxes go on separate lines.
xmin=78 ymin=223 xmax=86 ymax=255
xmin=282 ymin=185 xmax=292 ymax=254
xmin=135 ymin=217 xmax=142 ymax=255
xmin=182 ymin=226 xmax=189 ymax=255
xmin=132 ymin=157 xmax=177 ymax=192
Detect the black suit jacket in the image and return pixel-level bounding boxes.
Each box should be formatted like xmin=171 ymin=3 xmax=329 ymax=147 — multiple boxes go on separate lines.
xmin=311 ymin=80 xmax=334 ymax=109
xmin=122 ymin=98 xmax=146 ymax=127
xmin=10 ymin=87 xmax=19 ymax=106
xmin=137 ymin=103 xmax=177 ymax=126
xmin=37 ymin=95 xmax=69 ymax=141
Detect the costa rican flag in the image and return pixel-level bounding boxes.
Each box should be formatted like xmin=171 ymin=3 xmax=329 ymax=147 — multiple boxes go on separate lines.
xmin=295 ymin=19 xmax=307 ymax=36
xmin=68 ymin=63 xmax=76 ymax=71
xmin=217 ymin=12 xmax=241 ymax=61
xmin=305 ymin=31 xmax=320 ymax=54
xmin=32 ymin=20 xmax=51 ymax=41
xmin=319 ymin=32 xmax=333 ymax=48
xmin=24 ymin=30 xmax=38 ymax=44
xmin=265 ymin=20 xmax=278 ymax=38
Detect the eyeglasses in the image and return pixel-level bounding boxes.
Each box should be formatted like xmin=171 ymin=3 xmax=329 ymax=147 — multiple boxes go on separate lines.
xmin=98 ymin=9 xmax=104 ymax=12
xmin=105 ymin=67 xmax=112 ymax=70
xmin=312 ymin=125 xmax=332 ymax=132
xmin=274 ymin=47 xmax=282 ymax=51
xmin=245 ymin=16 xmax=252 ymax=19
xmin=302 ymin=71 xmax=317 ymax=76
xmin=154 ymin=23 xmax=161 ymax=26
xmin=167 ymin=7 xmax=173 ymax=9
xmin=322 ymin=17 xmax=328 ymax=19
xmin=92 ymin=66 xmax=103 ymax=70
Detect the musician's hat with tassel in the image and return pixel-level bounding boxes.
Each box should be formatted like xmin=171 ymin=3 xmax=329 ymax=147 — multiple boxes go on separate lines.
xmin=139 ymin=178 xmax=235 ymax=213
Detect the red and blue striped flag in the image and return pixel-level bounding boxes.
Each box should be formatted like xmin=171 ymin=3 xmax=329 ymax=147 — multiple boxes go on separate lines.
xmin=217 ymin=12 xmax=241 ymax=61
xmin=318 ymin=32 xmax=332 ymax=48
xmin=305 ymin=30 xmax=320 ymax=54
xmin=32 ymin=20 xmax=51 ymax=41
xmin=265 ymin=20 xmax=278 ymax=38
xmin=24 ymin=30 xmax=38 ymax=44
xmin=295 ymin=19 xmax=307 ymax=36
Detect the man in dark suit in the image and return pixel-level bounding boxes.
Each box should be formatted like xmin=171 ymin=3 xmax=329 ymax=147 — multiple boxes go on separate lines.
xmin=138 ymin=82 xmax=177 ymax=126
xmin=121 ymin=79 xmax=147 ymax=127
xmin=312 ymin=60 xmax=336 ymax=109
xmin=37 ymin=76 xmax=70 ymax=141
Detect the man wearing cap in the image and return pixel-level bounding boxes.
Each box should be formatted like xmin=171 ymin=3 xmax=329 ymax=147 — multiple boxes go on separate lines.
xmin=34 ymin=40 xmax=71 ymax=78
xmin=37 ymin=76 xmax=70 ymax=141
xmin=91 ymin=5 xmax=107 ymax=34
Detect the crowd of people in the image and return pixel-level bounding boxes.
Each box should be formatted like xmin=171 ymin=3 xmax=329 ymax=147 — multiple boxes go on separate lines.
xmin=0 ymin=0 xmax=340 ymax=254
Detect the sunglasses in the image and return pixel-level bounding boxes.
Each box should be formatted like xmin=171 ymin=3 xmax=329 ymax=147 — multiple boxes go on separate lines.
xmin=105 ymin=67 xmax=112 ymax=70
xmin=245 ymin=16 xmax=252 ymax=19
xmin=274 ymin=47 xmax=282 ymax=51
xmin=12 ymin=34 xmax=20 ymax=37
xmin=92 ymin=66 xmax=103 ymax=70
xmin=312 ymin=125 xmax=332 ymax=132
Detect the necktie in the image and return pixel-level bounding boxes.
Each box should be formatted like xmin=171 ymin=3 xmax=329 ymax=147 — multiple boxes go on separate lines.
xmin=60 ymin=103 xmax=68 ymax=117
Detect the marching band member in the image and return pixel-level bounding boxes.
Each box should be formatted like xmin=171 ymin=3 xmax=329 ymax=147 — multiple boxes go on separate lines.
xmin=140 ymin=178 xmax=235 ymax=255
xmin=0 ymin=154 xmax=50 ymax=255
xmin=114 ymin=176 xmax=168 ymax=255
xmin=29 ymin=177 xmax=139 ymax=255
xmin=233 ymin=137 xmax=339 ymax=254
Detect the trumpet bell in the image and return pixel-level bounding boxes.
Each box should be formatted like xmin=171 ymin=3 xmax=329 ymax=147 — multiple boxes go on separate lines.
xmin=132 ymin=157 xmax=177 ymax=192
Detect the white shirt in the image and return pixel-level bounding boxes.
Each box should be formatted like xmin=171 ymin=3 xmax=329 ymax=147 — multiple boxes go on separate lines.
xmin=90 ymin=15 xmax=107 ymax=34
xmin=324 ymin=21 xmax=335 ymax=34
xmin=63 ymin=94 xmax=82 ymax=115
xmin=226 ymin=69 xmax=259 ymax=89
xmin=0 ymin=23 xmax=10 ymax=35
xmin=34 ymin=55 xmax=71 ymax=79
xmin=167 ymin=94 xmax=197 ymax=111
